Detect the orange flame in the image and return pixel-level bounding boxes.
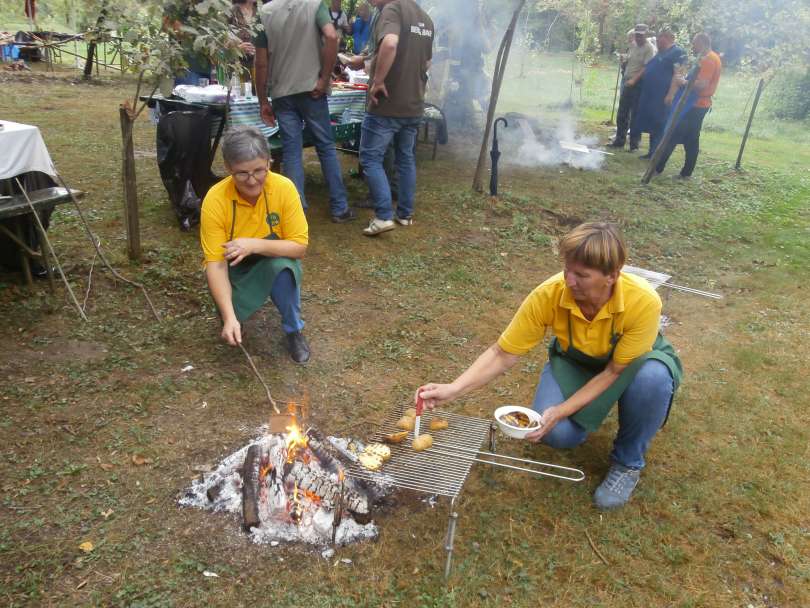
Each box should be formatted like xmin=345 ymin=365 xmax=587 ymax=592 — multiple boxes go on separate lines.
xmin=259 ymin=462 xmax=274 ymax=481
xmin=285 ymin=419 xmax=308 ymax=463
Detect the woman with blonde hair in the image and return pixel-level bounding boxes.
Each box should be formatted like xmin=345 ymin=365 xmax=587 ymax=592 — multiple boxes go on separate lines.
xmin=416 ymin=222 xmax=682 ymax=509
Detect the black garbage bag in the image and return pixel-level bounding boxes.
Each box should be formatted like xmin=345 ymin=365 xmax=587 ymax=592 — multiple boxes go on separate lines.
xmin=0 ymin=171 xmax=55 ymax=273
xmin=156 ymin=109 xmax=221 ymax=231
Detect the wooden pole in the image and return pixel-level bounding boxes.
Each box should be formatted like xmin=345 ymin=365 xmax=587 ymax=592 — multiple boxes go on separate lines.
xmin=641 ymin=77 xmax=698 ymax=184
xmin=119 ymin=105 xmax=141 ymax=260
xmin=735 ymin=78 xmax=765 ymax=170
xmin=472 ymin=0 xmax=528 ymax=193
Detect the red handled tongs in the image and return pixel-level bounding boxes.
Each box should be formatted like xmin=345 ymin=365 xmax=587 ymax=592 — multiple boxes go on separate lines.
xmin=413 ymin=395 xmax=425 ymax=438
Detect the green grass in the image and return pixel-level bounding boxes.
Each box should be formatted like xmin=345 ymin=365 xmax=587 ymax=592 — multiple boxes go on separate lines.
xmin=0 ymin=54 xmax=809 ymax=607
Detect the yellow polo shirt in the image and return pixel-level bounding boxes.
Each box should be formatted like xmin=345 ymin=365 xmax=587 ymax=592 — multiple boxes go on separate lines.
xmin=498 ymin=272 xmax=661 ymax=365
xmin=200 ymin=172 xmax=308 ymax=263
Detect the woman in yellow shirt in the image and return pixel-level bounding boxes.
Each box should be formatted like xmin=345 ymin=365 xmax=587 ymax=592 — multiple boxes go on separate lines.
xmin=200 ymin=127 xmax=310 ymax=363
xmin=417 ymin=223 xmax=682 ymax=509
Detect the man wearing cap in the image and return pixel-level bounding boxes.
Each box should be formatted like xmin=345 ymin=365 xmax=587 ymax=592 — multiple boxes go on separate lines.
xmin=609 ymin=25 xmax=655 ymax=151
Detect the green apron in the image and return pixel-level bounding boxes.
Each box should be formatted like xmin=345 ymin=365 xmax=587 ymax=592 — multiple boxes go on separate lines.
xmin=227 ymin=193 xmax=302 ymax=322
xmin=548 ymin=311 xmax=683 ymax=433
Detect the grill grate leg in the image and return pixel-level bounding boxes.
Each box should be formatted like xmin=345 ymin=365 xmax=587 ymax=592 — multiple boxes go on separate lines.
xmin=444 ymin=497 xmax=459 ymax=580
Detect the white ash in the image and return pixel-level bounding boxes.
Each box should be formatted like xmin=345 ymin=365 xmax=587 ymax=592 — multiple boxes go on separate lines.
xmin=179 ymin=430 xmax=379 ymax=546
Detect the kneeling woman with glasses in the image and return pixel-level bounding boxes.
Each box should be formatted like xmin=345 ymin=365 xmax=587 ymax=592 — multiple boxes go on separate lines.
xmin=200 ymin=126 xmax=311 ymax=363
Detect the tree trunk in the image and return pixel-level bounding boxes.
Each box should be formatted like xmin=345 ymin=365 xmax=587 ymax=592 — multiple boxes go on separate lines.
xmin=82 ymin=0 xmax=109 ymax=80
xmin=119 ymin=106 xmax=141 ymax=261
xmin=83 ymin=43 xmax=96 ymax=79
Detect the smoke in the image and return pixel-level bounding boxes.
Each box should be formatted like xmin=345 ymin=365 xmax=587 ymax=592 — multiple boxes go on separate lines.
xmin=418 ymin=0 xmax=606 ymax=171
xmin=499 ymin=114 xmax=607 ymax=171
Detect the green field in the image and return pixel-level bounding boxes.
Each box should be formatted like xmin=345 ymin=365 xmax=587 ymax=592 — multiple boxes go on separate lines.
xmin=0 ymin=50 xmax=808 ymax=607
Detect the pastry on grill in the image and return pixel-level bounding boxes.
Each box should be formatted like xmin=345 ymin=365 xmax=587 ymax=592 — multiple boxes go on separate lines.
xmin=383 ymin=430 xmax=409 ymax=444
xmin=429 ymin=417 xmax=449 ymax=431
xmin=412 ymin=434 xmax=433 ymax=452
xmin=358 ymin=452 xmax=383 ymax=471
xmin=364 ymin=443 xmax=392 ymax=462
xmin=403 ymin=408 xmax=417 ymax=419
xmin=396 ymin=415 xmax=415 ymax=431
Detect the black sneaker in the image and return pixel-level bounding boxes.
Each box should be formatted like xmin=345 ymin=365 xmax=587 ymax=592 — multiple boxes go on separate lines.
xmin=608 ymin=140 xmax=625 ymax=148
xmin=331 ymin=208 xmax=357 ymax=223
xmin=286 ymin=331 xmax=310 ymax=364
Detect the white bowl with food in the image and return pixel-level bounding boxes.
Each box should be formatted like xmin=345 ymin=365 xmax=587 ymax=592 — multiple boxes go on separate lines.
xmin=494 ymin=405 xmax=543 ymax=439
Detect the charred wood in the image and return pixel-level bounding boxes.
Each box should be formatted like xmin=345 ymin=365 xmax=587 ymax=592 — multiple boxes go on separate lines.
xmin=242 ymin=445 xmax=261 ymax=530
xmin=284 ymin=461 xmax=369 ymax=515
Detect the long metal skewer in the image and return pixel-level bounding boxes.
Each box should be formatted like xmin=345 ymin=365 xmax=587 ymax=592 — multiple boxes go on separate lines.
xmin=429 ymin=441 xmax=585 ymax=482
xmin=663 ymin=282 xmax=723 ymax=299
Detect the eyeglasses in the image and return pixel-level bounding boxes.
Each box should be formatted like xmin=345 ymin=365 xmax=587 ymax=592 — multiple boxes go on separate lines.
xmin=232 ymin=167 xmax=268 ymax=183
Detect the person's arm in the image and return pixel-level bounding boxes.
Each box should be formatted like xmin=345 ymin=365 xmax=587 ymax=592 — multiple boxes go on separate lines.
xmin=525 ymin=359 xmax=627 ymax=441
xmin=664 ymin=69 xmax=684 ymax=105
xmin=313 ymin=22 xmax=339 ymax=98
xmin=369 ymin=33 xmax=398 ymax=105
xmin=254 ymin=44 xmax=275 ymax=126
xmin=205 ymin=261 xmax=242 ymax=346
xmin=416 ymin=343 xmax=521 ymax=408
xmin=222 ymin=238 xmax=307 ymax=266
xmin=627 ymin=67 xmax=644 ymax=86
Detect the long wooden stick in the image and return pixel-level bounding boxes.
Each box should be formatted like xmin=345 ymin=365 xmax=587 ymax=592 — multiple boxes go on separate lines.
xmin=734 ymin=78 xmax=765 ymax=170
xmin=472 ymin=0 xmax=528 ymax=192
xmin=641 ymin=76 xmax=698 ymax=184
xmin=585 ymin=529 xmax=610 ymax=566
xmin=15 ymin=178 xmax=88 ymax=322
xmin=54 ymin=173 xmax=161 ymax=321
xmin=608 ymin=61 xmax=621 ymax=124
xmin=238 ymin=343 xmax=279 ymax=412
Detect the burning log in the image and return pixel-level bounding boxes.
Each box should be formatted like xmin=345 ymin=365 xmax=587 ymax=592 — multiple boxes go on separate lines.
xmin=242 ymin=445 xmax=262 ymax=530
xmin=283 ymin=461 xmax=369 ymax=516
xmin=305 ymin=428 xmax=351 ymax=473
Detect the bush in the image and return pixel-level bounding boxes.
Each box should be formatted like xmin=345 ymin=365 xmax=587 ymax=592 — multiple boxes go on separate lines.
xmin=765 ymin=67 xmax=810 ymax=120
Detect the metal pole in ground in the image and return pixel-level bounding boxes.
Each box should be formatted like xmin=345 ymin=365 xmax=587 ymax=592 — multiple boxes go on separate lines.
xmin=735 ymin=78 xmax=765 ymax=170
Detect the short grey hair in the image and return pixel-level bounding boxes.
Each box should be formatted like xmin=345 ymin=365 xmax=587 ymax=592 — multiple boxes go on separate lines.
xmin=222 ymin=126 xmax=270 ymax=166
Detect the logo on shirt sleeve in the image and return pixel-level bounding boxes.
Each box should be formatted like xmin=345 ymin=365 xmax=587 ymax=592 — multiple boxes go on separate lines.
xmin=267 ymin=212 xmax=280 ymax=227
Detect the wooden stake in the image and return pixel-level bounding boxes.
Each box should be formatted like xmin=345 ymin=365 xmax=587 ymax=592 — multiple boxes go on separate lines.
xmin=735 ymin=78 xmax=765 ymax=170
xmin=641 ymin=76 xmax=698 ymax=184
xmin=472 ymin=0 xmax=527 ymax=192
xmin=119 ymin=105 xmax=141 ymax=261
xmin=15 ymin=178 xmax=88 ymax=321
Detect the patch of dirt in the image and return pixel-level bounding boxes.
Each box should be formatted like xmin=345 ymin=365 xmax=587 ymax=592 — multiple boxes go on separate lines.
xmin=0 ymin=338 xmax=108 ymax=372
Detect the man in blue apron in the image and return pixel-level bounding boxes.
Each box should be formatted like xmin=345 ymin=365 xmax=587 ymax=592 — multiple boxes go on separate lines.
xmin=631 ymin=29 xmax=687 ymax=159
xmin=200 ymin=127 xmax=310 ymax=363
xmin=417 ymin=223 xmax=682 ymax=510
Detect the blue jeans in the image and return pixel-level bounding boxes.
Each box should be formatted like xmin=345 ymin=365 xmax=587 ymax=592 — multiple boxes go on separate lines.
xmin=532 ymin=360 xmax=674 ymax=469
xmin=270 ymin=269 xmax=304 ymax=335
xmin=272 ymin=93 xmax=349 ymax=216
xmin=359 ymin=113 xmax=421 ymax=221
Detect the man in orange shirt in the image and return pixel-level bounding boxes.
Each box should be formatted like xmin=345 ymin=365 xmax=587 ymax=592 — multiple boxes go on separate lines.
xmin=654 ymin=33 xmax=722 ymax=178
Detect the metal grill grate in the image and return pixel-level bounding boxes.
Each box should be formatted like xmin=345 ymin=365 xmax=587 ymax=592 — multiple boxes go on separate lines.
xmin=346 ymin=409 xmax=491 ymax=499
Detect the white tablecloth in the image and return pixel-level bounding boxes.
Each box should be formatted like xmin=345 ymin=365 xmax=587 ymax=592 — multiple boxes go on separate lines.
xmin=0 ymin=120 xmax=57 ymax=180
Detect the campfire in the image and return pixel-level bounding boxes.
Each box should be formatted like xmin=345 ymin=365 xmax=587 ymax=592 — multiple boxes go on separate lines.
xmin=181 ymin=407 xmax=584 ymax=576
xmin=180 ymin=419 xmax=389 ymax=547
